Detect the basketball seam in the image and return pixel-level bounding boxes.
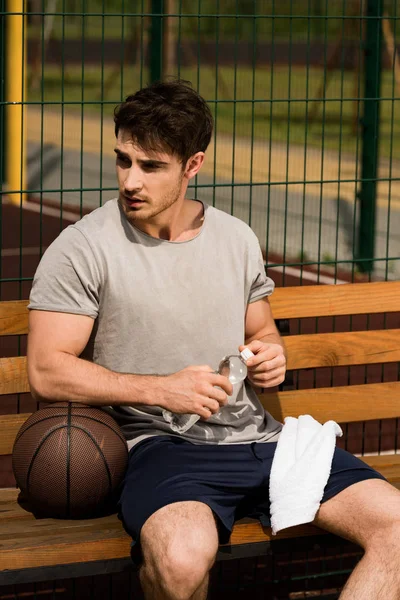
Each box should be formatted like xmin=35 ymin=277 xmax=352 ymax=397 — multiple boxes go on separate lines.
xmin=15 ymin=423 xmax=127 ymax=455
xmin=25 ymin=425 xmax=64 ymax=495
xmin=14 ymin=411 xmax=127 ymax=448
xmin=23 ymin=423 xmax=119 ymax=516
xmin=77 ymin=428 xmax=113 ymax=496
xmin=66 ymin=403 xmax=72 ymax=517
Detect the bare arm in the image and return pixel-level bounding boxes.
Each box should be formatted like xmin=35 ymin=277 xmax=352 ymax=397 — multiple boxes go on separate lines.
xmin=240 ymin=297 xmax=286 ymax=388
xmin=27 ymin=310 xmax=162 ymax=406
xmin=27 ymin=310 xmax=232 ymax=416
xmin=244 ymin=296 xmax=286 ymax=353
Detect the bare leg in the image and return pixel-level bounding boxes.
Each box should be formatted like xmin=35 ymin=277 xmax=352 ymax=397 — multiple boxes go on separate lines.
xmin=140 ymin=570 xmax=209 ymax=600
xmin=139 ymin=501 xmax=219 ymax=600
xmin=313 ymin=479 xmax=400 ymax=599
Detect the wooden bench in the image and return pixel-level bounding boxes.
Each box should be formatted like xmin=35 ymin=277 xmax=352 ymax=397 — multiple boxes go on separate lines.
xmin=0 ymin=280 xmax=399 ymax=587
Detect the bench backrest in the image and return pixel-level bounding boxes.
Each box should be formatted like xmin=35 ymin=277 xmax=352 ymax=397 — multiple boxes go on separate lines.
xmin=1 ymin=281 xmax=399 ymax=457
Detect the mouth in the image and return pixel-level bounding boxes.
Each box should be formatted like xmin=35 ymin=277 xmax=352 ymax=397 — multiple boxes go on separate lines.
xmin=123 ymin=195 xmax=146 ymax=208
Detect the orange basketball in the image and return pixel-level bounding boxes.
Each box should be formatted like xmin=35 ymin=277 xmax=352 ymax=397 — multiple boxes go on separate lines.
xmin=12 ymin=403 xmax=128 ymax=519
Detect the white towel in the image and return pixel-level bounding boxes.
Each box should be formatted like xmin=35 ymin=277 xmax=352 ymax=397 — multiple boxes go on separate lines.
xmin=269 ymin=414 xmax=343 ymax=535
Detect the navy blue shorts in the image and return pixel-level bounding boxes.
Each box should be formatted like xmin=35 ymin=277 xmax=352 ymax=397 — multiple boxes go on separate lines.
xmin=118 ymin=435 xmax=386 ymax=563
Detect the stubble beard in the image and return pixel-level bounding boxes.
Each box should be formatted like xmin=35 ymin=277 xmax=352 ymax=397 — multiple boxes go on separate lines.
xmin=121 ymin=175 xmax=184 ymax=226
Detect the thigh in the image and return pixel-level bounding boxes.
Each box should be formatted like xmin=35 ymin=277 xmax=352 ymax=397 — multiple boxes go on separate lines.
xmin=118 ymin=435 xmax=265 ymax=555
xmin=314 ymin=448 xmax=394 ymax=547
xmin=321 ymin=446 xmax=387 ymax=506
xmin=314 ymin=478 xmax=400 ymax=548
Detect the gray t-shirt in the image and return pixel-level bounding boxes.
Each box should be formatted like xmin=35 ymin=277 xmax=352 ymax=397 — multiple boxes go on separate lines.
xmin=28 ymin=199 xmax=282 ymax=449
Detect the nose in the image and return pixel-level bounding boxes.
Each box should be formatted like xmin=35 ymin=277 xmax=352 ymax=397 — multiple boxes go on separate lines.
xmin=124 ymin=165 xmax=143 ymax=194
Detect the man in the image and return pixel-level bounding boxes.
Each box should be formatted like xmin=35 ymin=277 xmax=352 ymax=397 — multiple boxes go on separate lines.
xmin=27 ymin=79 xmax=400 ymax=600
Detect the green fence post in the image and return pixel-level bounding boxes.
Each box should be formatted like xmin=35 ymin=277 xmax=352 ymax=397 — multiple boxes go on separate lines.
xmin=150 ymin=0 xmax=163 ymax=82
xmin=356 ymin=0 xmax=383 ymax=274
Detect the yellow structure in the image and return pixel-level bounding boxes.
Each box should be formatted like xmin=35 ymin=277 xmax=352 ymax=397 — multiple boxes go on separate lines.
xmin=5 ymin=0 xmax=26 ymax=204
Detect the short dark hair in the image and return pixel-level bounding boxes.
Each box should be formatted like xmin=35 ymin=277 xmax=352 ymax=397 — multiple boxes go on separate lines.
xmin=114 ymin=79 xmax=214 ymax=165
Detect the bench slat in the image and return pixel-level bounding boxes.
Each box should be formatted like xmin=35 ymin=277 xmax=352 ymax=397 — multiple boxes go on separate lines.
xmin=260 ymin=381 xmax=400 ymax=424
xmin=1 ymin=282 xmax=399 ymax=338
xmin=366 ymin=454 xmax=400 ymax=469
xmin=0 ymin=356 xmax=29 ymax=395
xmin=286 ymin=329 xmax=400 ymax=369
xmin=1 ymin=382 xmax=399 ymax=456
xmin=270 ymin=281 xmax=400 ymax=319
xmin=0 ymin=300 xmax=29 ymax=336
xmin=1 ymin=456 xmax=399 ymax=574
xmin=0 ymin=521 xmax=132 ymax=573
xmin=0 ymin=414 xmax=31 ymax=455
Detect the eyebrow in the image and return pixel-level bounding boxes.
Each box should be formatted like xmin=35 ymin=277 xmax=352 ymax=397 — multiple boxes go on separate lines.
xmin=114 ymin=148 xmax=130 ymax=159
xmin=113 ymin=149 xmax=169 ymax=166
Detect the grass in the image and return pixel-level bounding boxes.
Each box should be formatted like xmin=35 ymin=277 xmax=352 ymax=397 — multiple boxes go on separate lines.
xmin=28 ymin=63 xmax=400 ymax=161
xmin=27 ymin=0 xmax=362 ymax=43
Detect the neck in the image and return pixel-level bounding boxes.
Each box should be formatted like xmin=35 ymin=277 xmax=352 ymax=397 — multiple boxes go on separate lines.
xmin=132 ymin=198 xmax=204 ymax=242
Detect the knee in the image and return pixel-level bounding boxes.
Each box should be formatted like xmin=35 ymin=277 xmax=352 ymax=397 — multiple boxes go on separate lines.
xmin=366 ymin=519 xmax=400 ymax=557
xmin=142 ymin=541 xmax=216 ymax=600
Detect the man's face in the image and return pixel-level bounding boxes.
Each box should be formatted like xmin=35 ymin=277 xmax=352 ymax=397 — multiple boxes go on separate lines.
xmin=115 ymin=130 xmax=186 ymax=226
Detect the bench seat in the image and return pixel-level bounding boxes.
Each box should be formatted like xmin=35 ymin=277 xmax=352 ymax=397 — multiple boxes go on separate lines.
xmin=1 ymin=453 xmax=400 ymax=585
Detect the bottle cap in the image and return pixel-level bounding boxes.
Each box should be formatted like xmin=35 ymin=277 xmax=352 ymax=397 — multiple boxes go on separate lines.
xmin=240 ymin=348 xmax=254 ymax=361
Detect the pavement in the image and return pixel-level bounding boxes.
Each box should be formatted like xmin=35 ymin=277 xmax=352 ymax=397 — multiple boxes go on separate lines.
xmin=23 ymin=106 xmax=400 ymax=280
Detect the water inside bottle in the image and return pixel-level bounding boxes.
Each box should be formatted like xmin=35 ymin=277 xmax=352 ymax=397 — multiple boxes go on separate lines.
xmin=218 ymin=355 xmax=248 ymax=384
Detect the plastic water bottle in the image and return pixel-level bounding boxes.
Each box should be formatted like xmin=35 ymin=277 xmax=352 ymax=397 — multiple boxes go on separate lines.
xmin=162 ymin=348 xmax=255 ymax=433
xmin=218 ymin=347 xmax=254 ymax=384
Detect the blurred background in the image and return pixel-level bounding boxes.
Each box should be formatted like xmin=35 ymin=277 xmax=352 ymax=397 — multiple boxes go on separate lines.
xmin=0 ymin=1 xmax=399 ymax=598
xmin=1 ymin=0 xmax=400 ymax=302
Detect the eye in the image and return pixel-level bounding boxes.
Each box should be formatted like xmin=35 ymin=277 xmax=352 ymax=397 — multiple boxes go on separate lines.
xmin=116 ymin=155 xmax=131 ymax=166
xmin=142 ymin=163 xmax=160 ymax=171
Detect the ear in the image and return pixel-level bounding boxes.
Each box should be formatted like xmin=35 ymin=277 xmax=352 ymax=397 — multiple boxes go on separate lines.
xmin=184 ymin=152 xmax=205 ymax=180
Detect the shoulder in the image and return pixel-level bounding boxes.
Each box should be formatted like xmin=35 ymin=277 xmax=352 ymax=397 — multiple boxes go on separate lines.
xmin=204 ymin=204 xmax=261 ymax=258
xmin=205 ymin=204 xmax=259 ymax=245
xmin=38 ymin=200 xmax=120 ymax=267
xmin=71 ymin=198 xmax=120 ymax=241
xmin=49 ymin=199 xmax=121 ymax=256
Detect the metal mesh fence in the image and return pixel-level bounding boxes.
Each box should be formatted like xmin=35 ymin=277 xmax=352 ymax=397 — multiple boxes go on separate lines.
xmin=1 ymin=0 xmax=399 ymax=298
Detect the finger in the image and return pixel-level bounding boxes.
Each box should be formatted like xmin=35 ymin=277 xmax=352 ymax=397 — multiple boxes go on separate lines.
xmin=249 ymin=366 xmax=285 ymax=380
xmin=201 ymin=398 xmax=220 ymax=415
xmin=199 ymin=406 xmax=213 ymax=420
xmin=248 ymin=355 xmax=286 ymax=374
xmin=239 ymin=340 xmax=265 ymax=355
xmin=208 ymin=385 xmax=229 ymax=406
xmin=248 ymin=368 xmax=286 ymax=386
xmin=246 ymin=348 xmax=282 ymax=367
xmin=208 ymin=373 xmax=234 ymax=396
xmin=200 ymin=410 xmax=214 ymax=421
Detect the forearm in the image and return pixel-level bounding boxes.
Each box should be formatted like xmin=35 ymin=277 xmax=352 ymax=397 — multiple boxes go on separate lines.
xmin=258 ymin=331 xmax=287 ymax=357
xmin=28 ymin=351 xmax=162 ymax=407
xmin=245 ymin=329 xmax=287 ymax=358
